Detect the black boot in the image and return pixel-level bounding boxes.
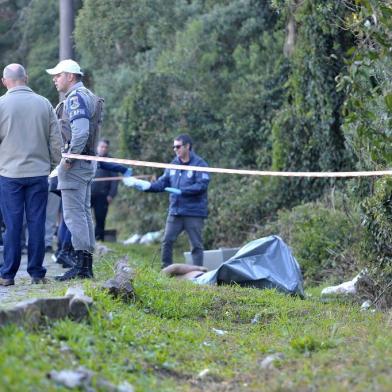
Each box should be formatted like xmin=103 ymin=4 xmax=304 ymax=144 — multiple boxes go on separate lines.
xmin=57 ymin=247 xmax=76 ymax=269
xmin=85 ymin=252 xmax=94 ymax=279
xmin=55 ymin=250 xmax=90 ymax=281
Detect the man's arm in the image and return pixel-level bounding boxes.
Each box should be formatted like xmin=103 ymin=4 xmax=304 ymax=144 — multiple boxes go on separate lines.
xmin=148 ymin=169 xmax=171 ymax=192
xmin=48 ymin=106 xmax=62 ymax=170
xmin=99 ymin=161 xmax=128 ymax=174
xmin=181 ymin=170 xmax=210 ymax=196
xmin=67 ymin=92 xmax=90 ymax=156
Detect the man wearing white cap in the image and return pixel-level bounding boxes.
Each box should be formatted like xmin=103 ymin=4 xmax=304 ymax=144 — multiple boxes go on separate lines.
xmin=46 ymin=59 xmax=103 ymax=280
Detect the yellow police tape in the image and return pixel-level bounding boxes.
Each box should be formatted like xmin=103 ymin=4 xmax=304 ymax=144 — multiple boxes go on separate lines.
xmin=63 ymin=153 xmax=392 ymax=178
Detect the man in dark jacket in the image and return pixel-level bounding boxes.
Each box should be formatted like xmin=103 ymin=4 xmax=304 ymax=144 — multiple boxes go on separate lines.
xmin=91 ymin=139 xmax=121 ymax=240
xmin=123 ymin=134 xmax=210 ymax=268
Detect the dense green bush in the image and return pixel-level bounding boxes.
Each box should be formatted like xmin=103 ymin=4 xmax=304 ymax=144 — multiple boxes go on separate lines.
xmin=339 ymin=0 xmax=392 ymax=305
xmin=257 ymin=197 xmax=365 ymax=284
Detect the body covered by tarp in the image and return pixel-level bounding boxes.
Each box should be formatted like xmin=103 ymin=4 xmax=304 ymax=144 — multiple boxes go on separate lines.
xmin=193 ymin=235 xmax=304 ymax=297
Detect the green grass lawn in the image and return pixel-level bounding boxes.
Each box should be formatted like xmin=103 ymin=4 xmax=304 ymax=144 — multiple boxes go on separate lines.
xmin=1 ymin=244 xmax=391 ymax=391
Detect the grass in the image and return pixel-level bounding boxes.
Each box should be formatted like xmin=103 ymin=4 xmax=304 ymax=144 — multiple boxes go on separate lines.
xmin=0 ymin=243 xmax=391 ymax=391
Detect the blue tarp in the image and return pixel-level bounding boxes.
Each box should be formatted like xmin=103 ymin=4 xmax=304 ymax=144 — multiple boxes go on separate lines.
xmin=193 ymin=235 xmax=304 ymax=297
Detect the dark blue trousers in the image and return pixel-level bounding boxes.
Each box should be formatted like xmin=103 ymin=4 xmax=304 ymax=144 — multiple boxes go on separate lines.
xmin=58 ymin=214 xmax=72 ymax=249
xmin=0 ymin=176 xmax=48 ymax=279
xmin=161 ymin=215 xmax=204 ymax=268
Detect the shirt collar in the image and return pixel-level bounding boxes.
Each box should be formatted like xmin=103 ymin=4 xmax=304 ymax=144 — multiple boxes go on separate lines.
xmin=65 ymin=81 xmax=84 ymax=97
xmin=6 ymin=86 xmax=33 ymax=94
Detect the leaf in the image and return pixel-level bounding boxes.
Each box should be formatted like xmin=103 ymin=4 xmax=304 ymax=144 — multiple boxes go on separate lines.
xmin=384 ymin=93 xmax=392 ymax=111
xmin=380 ymin=5 xmax=392 ymax=19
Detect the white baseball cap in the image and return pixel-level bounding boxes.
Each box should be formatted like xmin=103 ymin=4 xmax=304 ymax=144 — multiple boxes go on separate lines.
xmin=46 ymin=59 xmax=84 ymax=76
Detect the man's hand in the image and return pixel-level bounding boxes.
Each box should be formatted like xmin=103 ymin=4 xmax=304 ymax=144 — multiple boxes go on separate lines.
xmin=62 ymin=158 xmax=73 ymax=170
xmin=107 ymin=196 xmax=113 ymax=204
xmin=49 ymin=166 xmax=59 ymax=178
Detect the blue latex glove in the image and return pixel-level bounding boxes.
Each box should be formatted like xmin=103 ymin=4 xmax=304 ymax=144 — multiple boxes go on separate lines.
xmin=124 ymin=168 xmax=133 ymax=177
xmin=164 ymin=187 xmax=182 ymax=195
xmin=122 ymin=177 xmax=150 ymax=191
xmin=134 ymin=179 xmax=151 ymax=191
xmin=122 ymin=177 xmax=136 ymax=187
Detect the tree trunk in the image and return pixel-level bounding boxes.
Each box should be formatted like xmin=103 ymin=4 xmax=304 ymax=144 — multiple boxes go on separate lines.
xmin=59 ymin=0 xmax=74 ymax=60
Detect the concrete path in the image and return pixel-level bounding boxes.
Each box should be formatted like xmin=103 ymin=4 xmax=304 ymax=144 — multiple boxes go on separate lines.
xmin=0 ymin=251 xmax=66 ymax=308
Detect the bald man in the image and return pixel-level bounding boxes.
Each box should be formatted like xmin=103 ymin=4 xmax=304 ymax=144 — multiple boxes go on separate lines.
xmin=0 ymin=64 xmax=62 ymax=286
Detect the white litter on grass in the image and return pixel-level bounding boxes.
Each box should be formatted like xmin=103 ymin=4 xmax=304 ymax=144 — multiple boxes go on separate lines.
xmin=197 ymin=369 xmax=210 ymax=379
xmin=212 ymin=328 xmax=228 ymax=336
xmin=139 ymin=231 xmax=162 ymax=244
xmin=123 ymin=234 xmax=142 ymax=245
xmin=321 ymin=274 xmax=361 ymax=296
xmin=251 ymin=314 xmax=261 ymax=324
xmin=260 ymin=353 xmax=285 ymax=369
xmin=361 ymin=300 xmax=372 ymax=311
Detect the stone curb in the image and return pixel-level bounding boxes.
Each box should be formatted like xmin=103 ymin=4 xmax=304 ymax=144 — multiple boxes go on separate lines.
xmin=0 ymin=287 xmax=93 ymax=327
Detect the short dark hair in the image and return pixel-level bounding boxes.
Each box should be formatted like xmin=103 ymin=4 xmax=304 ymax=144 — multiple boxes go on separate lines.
xmin=99 ymin=139 xmax=110 ymax=146
xmin=175 ymin=134 xmax=193 ymax=150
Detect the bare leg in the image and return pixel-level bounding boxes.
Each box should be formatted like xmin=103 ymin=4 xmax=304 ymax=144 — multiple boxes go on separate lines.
xmin=161 ymin=263 xmax=207 ymax=277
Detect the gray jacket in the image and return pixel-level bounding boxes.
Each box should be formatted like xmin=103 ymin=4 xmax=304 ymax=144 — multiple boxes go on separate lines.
xmin=57 ymin=82 xmax=97 ymax=189
xmin=0 ymin=86 xmax=62 ymax=178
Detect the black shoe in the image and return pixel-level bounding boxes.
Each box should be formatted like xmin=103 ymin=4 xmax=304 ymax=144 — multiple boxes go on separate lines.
xmin=55 ymin=250 xmax=91 ymax=281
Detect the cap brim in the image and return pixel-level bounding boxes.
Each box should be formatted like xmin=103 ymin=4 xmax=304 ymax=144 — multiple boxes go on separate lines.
xmin=46 ymin=67 xmax=61 ymax=75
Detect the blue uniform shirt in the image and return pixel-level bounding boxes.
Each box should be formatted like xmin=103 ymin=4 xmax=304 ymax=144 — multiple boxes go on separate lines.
xmin=148 ymin=151 xmax=210 ymax=217
xmin=64 ymin=82 xmax=94 ymax=155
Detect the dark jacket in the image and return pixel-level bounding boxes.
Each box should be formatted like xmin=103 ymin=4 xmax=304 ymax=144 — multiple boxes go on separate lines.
xmin=148 ymin=152 xmax=210 ymax=217
xmin=91 ymin=161 xmax=127 ymax=198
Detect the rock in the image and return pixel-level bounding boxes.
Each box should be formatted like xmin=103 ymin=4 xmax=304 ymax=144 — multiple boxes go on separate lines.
xmin=69 ymin=294 xmax=93 ymax=321
xmin=48 ymin=367 xmax=93 ymax=388
xmin=0 ymin=307 xmax=27 ymax=326
xmin=117 ymin=381 xmax=135 ymax=392
xmin=0 ymin=290 xmax=93 ymax=327
xmin=102 ymin=257 xmax=135 ymax=301
xmin=48 ymin=366 xmax=134 ymax=392
xmin=260 ymin=353 xmax=285 ymax=369
xmin=95 ymin=244 xmax=112 ymax=256
xmin=0 ymin=297 xmax=72 ymax=327
xmin=37 ymin=297 xmax=71 ymax=319
xmin=65 ymin=287 xmax=85 ymax=298
xmin=12 ymin=299 xmax=42 ymax=325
